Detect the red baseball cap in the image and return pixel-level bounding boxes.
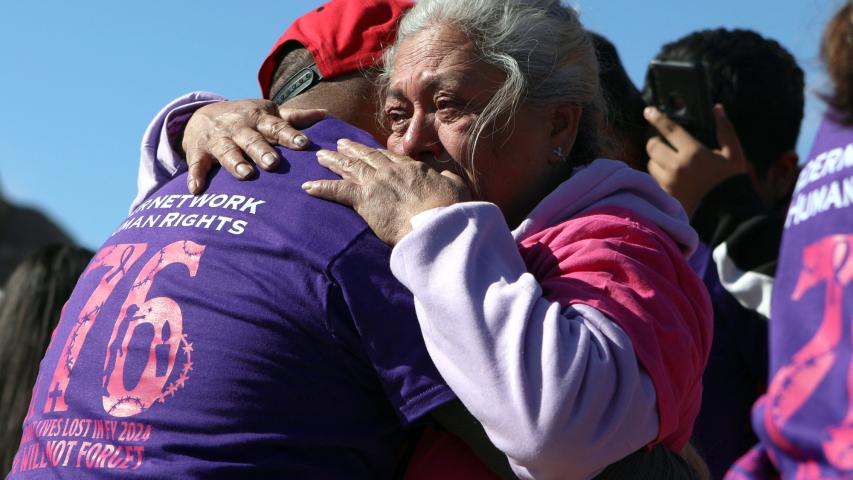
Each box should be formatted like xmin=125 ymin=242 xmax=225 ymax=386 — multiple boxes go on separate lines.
xmin=258 ymin=0 xmax=414 ymax=98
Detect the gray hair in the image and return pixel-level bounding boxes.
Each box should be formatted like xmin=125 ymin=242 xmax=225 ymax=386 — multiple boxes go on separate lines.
xmin=379 ymin=0 xmax=604 ymax=173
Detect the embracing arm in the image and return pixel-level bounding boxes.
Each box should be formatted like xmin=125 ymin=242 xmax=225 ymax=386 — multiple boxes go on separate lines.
xmin=133 ymin=96 xmax=325 ymax=212
xmin=134 ymin=91 xmax=225 ymax=211
xmin=389 ymin=203 xmax=660 ymax=480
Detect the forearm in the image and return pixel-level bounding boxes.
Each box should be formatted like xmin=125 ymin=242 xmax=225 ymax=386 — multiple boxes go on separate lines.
xmin=132 ymin=91 xmax=226 ymax=212
xmin=391 ymin=203 xmax=659 ymax=480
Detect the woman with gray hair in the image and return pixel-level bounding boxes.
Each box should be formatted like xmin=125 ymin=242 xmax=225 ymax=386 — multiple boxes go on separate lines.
xmin=135 ymin=1 xmax=712 ymax=477
xmin=303 ymin=1 xmax=712 ymax=478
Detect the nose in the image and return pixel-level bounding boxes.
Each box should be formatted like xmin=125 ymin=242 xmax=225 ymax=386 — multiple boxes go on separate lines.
xmin=400 ymin=110 xmax=442 ymax=162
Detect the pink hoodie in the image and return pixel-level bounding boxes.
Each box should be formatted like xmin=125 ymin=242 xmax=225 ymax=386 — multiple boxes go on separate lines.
xmin=519 ymin=205 xmax=711 ymax=449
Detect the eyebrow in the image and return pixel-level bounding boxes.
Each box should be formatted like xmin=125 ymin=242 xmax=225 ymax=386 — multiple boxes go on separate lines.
xmin=386 ymin=70 xmax=469 ymax=101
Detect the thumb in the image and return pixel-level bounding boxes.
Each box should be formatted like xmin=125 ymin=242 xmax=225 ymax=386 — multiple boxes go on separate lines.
xmin=713 ymin=104 xmax=746 ymax=168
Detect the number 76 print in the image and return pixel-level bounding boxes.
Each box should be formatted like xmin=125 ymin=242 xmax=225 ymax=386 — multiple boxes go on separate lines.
xmin=33 ymin=241 xmax=205 ymax=419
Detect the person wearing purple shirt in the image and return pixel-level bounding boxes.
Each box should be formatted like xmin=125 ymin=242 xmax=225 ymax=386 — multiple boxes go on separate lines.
xmin=5 ymin=2 xmax=510 ymax=477
xmin=727 ymin=1 xmax=853 ymax=477
xmin=9 ymin=112 xmax=458 ymax=479
xmin=640 ymin=29 xmax=804 ymax=478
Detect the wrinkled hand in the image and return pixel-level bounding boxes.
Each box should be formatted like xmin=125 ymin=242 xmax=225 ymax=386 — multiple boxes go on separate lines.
xmin=645 ymin=104 xmax=747 ymax=218
xmin=182 ymin=99 xmax=327 ymax=193
xmin=302 ymin=139 xmax=471 ymax=245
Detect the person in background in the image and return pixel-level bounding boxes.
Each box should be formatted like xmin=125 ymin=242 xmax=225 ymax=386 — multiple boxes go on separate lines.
xmin=590 ymin=32 xmax=649 ymax=171
xmin=727 ymin=2 xmax=853 ymax=477
xmin=640 ymin=29 xmax=805 ymax=477
xmin=0 ymin=244 xmax=93 ymax=475
xmin=644 ymin=29 xmax=803 ymax=219
xmin=0 ymin=190 xmax=72 ymax=287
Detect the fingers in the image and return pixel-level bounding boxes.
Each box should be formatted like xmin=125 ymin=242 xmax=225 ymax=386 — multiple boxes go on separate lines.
xmin=186 ymin=148 xmax=215 ymax=194
xmin=645 ymin=135 xmax=679 ymax=195
xmin=382 ymin=149 xmax=418 ymax=164
xmin=273 ymin=107 xmax=328 ymax=149
xmin=643 ymin=107 xmax=699 ymax=152
xmin=207 ymin=136 xmax=255 ymax=180
xmin=316 ymin=149 xmax=375 ymax=182
xmin=646 ymin=157 xmax=674 ymax=192
xmin=645 ymin=136 xmax=677 ymax=167
xmin=257 ymin=113 xmax=310 ymax=150
xmin=336 ymin=139 xmax=393 ymax=169
xmin=232 ymin=127 xmax=280 ymax=170
xmin=301 ymin=179 xmax=360 ymax=207
xmin=712 ymin=105 xmax=747 ymax=168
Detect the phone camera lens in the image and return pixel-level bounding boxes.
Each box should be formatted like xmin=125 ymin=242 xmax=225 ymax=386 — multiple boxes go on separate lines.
xmin=667 ymin=92 xmax=688 ymax=118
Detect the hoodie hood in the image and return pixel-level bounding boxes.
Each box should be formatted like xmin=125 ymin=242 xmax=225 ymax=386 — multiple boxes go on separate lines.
xmin=513 ymin=159 xmax=698 ymax=256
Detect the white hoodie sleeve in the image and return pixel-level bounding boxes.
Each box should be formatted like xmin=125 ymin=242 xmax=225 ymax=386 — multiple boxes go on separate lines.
xmin=390 ymin=202 xmax=660 ymax=480
xmin=132 ymin=91 xmax=226 ymax=212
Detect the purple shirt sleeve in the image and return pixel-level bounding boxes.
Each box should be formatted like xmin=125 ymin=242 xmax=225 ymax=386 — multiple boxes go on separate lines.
xmin=133 ymin=91 xmax=226 ymax=212
xmin=329 ymin=229 xmax=456 ymax=425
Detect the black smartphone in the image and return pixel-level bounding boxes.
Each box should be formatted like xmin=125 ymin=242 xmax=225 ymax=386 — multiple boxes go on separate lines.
xmin=647 ymin=60 xmax=718 ymax=149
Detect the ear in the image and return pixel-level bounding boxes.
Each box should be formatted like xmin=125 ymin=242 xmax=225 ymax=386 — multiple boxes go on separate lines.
xmin=548 ymin=104 xmax=583 ymax=165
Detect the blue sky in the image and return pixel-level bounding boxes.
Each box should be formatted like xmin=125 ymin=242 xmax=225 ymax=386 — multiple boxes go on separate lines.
xmin=0 ymin=0 xmax=840 ymax=249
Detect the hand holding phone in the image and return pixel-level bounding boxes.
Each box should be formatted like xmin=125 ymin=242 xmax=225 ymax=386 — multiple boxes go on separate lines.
xmin=648 ymin=60 xmax=718 ymax=149
xmin=644 ymin=104 xmax=748 ymax=218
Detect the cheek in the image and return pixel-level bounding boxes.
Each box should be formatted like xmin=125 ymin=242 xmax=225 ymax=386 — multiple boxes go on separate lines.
xmin=472 ymin=143 xmax=510 ymax=199
xmin=472 ymin=131 xmax=545 ymax=205
xmin=438 ymin=129 xmax=476 ymax=188
xmin=436 ymin=121 xmax=474 ymax=166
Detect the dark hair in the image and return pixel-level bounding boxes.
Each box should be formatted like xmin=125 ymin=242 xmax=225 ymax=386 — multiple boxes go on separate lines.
xmin=591 ymin=32 xmax=649 ymax=170
xmin=0 ymin=244 xmax=93 ymax=474
xmin=821 ymin=1 xmax=853 ymax=123
xmin=643 ymin=28 xmax=805 ymax=179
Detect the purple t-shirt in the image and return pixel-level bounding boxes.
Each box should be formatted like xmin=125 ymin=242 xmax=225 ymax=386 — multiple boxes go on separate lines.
xmin=8 ymin=118 xmax=454 ymax=479
xmin=727 ymin=110 xmax=853 ymax=479
xmin=688 ymin=242 xmax=766 ymax=479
